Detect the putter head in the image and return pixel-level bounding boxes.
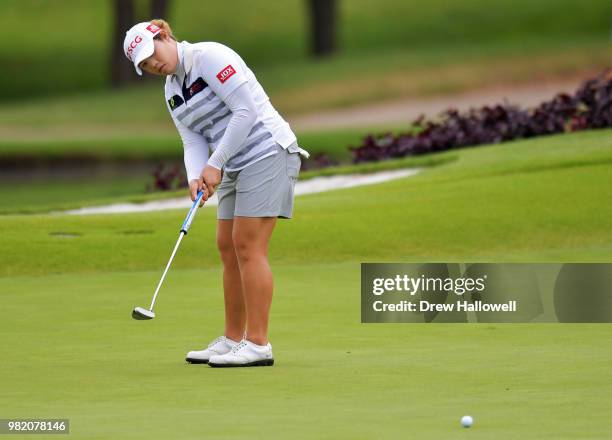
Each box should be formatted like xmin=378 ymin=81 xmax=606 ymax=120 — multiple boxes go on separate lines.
xmin=132 ymin=307 xmax=155 ymax=320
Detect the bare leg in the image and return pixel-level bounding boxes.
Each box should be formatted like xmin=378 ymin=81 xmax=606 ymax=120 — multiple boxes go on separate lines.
xmin=232 ymin=217 xmax=277 ymax=345
xmin=216 ymin=219 xmax=246 ymax=342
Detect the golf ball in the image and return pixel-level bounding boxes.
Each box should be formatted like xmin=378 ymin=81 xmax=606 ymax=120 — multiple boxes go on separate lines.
xmin=461 ymin=415 xmax=473 ymax=428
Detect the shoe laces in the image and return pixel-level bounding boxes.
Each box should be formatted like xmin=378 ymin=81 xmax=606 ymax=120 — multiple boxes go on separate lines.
xmin=230 ymin=340 xmax=248 ymax=353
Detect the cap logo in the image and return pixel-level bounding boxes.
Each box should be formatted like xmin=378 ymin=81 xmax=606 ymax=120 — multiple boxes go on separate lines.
xmin=126 ymin=35 xmax=143 ymax=61
xmin=146 ymin=24 xmax=161 ymax=34
xmin=216 ymin=65 xmax=236 ymax=84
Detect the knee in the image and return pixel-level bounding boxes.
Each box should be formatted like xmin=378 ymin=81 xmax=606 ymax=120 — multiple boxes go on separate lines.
xmin=217 ymin=233 xmax=237 ymax=264
xmin=232 ymin=234 xmax=260 ymax=264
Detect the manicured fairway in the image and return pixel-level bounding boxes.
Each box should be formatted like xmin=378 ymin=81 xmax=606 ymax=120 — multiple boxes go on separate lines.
xmin=2 ymin=129 xmax=612 ymax=276
xmin=1 ymin=130 xmax=612 ymax=438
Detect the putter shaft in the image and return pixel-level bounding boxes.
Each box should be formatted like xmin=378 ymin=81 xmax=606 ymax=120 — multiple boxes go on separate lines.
xmin=147 ymin=191 xmax=204 ymax=312
xmin=149 ymin=231 xmax=185 ymax=311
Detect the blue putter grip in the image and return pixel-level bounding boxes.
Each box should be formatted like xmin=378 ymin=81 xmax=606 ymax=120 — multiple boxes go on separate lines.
xmin=180 ymin=190 xmax=204 ymax=234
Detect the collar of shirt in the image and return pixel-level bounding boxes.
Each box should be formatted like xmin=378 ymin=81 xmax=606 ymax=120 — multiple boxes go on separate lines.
xmin=173 ymin=41 xmax=194 ymax=85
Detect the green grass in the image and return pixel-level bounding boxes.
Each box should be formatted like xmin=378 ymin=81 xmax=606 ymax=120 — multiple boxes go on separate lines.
xmin=1 ymin=267 xmax=611 ymax=439
xmin=0 ymin=127 xmax=375 ymax=160
xmin=4 ymin=0 xmax=610 ymax=64
xmin=0 ymin=125 xmax=421 ymax=215
xmin=0 ymin=0 xmax=610 ymax=102
xmin=0 ymin=176 xmax=156 ymax=214
xmin=1 ymin=0 xmax=610 ymax=138
xmin=0 ymin=41 xmax=609 ymax=132
xmin=0 ymin=126 xmax=385 ymax=214
xmin=0 ymin=152 xmax=455 ymax=215
xmin=1 ymin=127 xmax=610 ymax=216
xmin=1 ymin=130 xmax=612 ymax=438
xmin=2 ymin=128 xmax=612 ymax=274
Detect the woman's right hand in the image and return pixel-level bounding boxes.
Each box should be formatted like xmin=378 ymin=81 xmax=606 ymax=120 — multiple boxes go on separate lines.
xmin=189 ymin=178 xmax=209 ymax=207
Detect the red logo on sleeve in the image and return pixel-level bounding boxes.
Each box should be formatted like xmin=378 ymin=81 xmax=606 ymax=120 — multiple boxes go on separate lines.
xmin=216 ymin=65 xmax=236 ymax=84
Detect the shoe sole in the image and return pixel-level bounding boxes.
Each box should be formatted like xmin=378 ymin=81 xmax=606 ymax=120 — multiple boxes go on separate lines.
xmin=208 ymin=359 xmax=274 ymax=368
xmin=185 ymin=358 xmax=209 ymax=364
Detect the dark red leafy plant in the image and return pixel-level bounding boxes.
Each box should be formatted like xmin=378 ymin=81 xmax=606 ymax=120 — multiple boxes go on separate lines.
xmin=350 ymin=71 xmax=612 ymax=163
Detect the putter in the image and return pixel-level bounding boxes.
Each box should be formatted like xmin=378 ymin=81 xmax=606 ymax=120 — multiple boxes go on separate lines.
xmin=132 ymin=190 xmax=205 ymax=320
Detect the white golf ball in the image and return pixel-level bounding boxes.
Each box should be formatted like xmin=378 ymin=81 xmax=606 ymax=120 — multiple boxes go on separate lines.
xmin=461 ymin=415 xmax=473 ymax=428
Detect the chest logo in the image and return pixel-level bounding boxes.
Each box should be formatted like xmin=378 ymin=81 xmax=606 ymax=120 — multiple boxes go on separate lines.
xmin=182 ymin=77 xmax=208 ymax=102
xmin=168 ymin=94 xmax=184 ymax=111
xmin=190 ymin=80 xmax=203 ymax=96
xmin=216 ymin=65 xmax=236 ymax=84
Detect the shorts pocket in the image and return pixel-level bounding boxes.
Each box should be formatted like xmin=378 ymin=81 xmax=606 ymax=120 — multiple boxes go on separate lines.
xmin=286 ymin=151 xmax=301 ymax=179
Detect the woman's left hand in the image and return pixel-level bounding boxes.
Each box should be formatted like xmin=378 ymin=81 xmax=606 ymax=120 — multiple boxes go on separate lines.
xmin=201 ymin=165 xmax=222 ymax=196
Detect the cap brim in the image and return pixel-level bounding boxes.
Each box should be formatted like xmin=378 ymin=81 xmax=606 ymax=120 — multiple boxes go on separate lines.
xmin=132 ymin=41 xmax=155 ymax=76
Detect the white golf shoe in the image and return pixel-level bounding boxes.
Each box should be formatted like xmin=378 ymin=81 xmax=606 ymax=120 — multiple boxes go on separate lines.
xmin=185 ymin=336 xmax=240 ymax=364
xmin=208 ymin=339 xmax=274 ymax=367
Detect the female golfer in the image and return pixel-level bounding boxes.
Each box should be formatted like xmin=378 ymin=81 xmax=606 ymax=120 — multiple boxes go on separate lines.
xmin=123 ymin=20 xmax=308 ymax=367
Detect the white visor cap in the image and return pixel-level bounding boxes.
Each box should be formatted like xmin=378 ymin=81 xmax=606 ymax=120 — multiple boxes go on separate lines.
xmin=123 ymin=22 xmax=161 ymax=75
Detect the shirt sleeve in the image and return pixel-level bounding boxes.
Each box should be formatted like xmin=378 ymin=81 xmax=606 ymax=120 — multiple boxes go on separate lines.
xmin=166 ymin=100 xmax=209 ymax=182
xmin=207 ymin=82 xmax=257 ymax=170
xmin=197 ymin=44 xmax=248 ymax=101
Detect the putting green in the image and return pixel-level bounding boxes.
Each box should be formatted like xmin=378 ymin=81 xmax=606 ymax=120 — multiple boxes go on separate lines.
xmin=1 ymin=265 xmax=611 ymax=438
xmin=1 ymin=129 xmax=612 ymax=438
